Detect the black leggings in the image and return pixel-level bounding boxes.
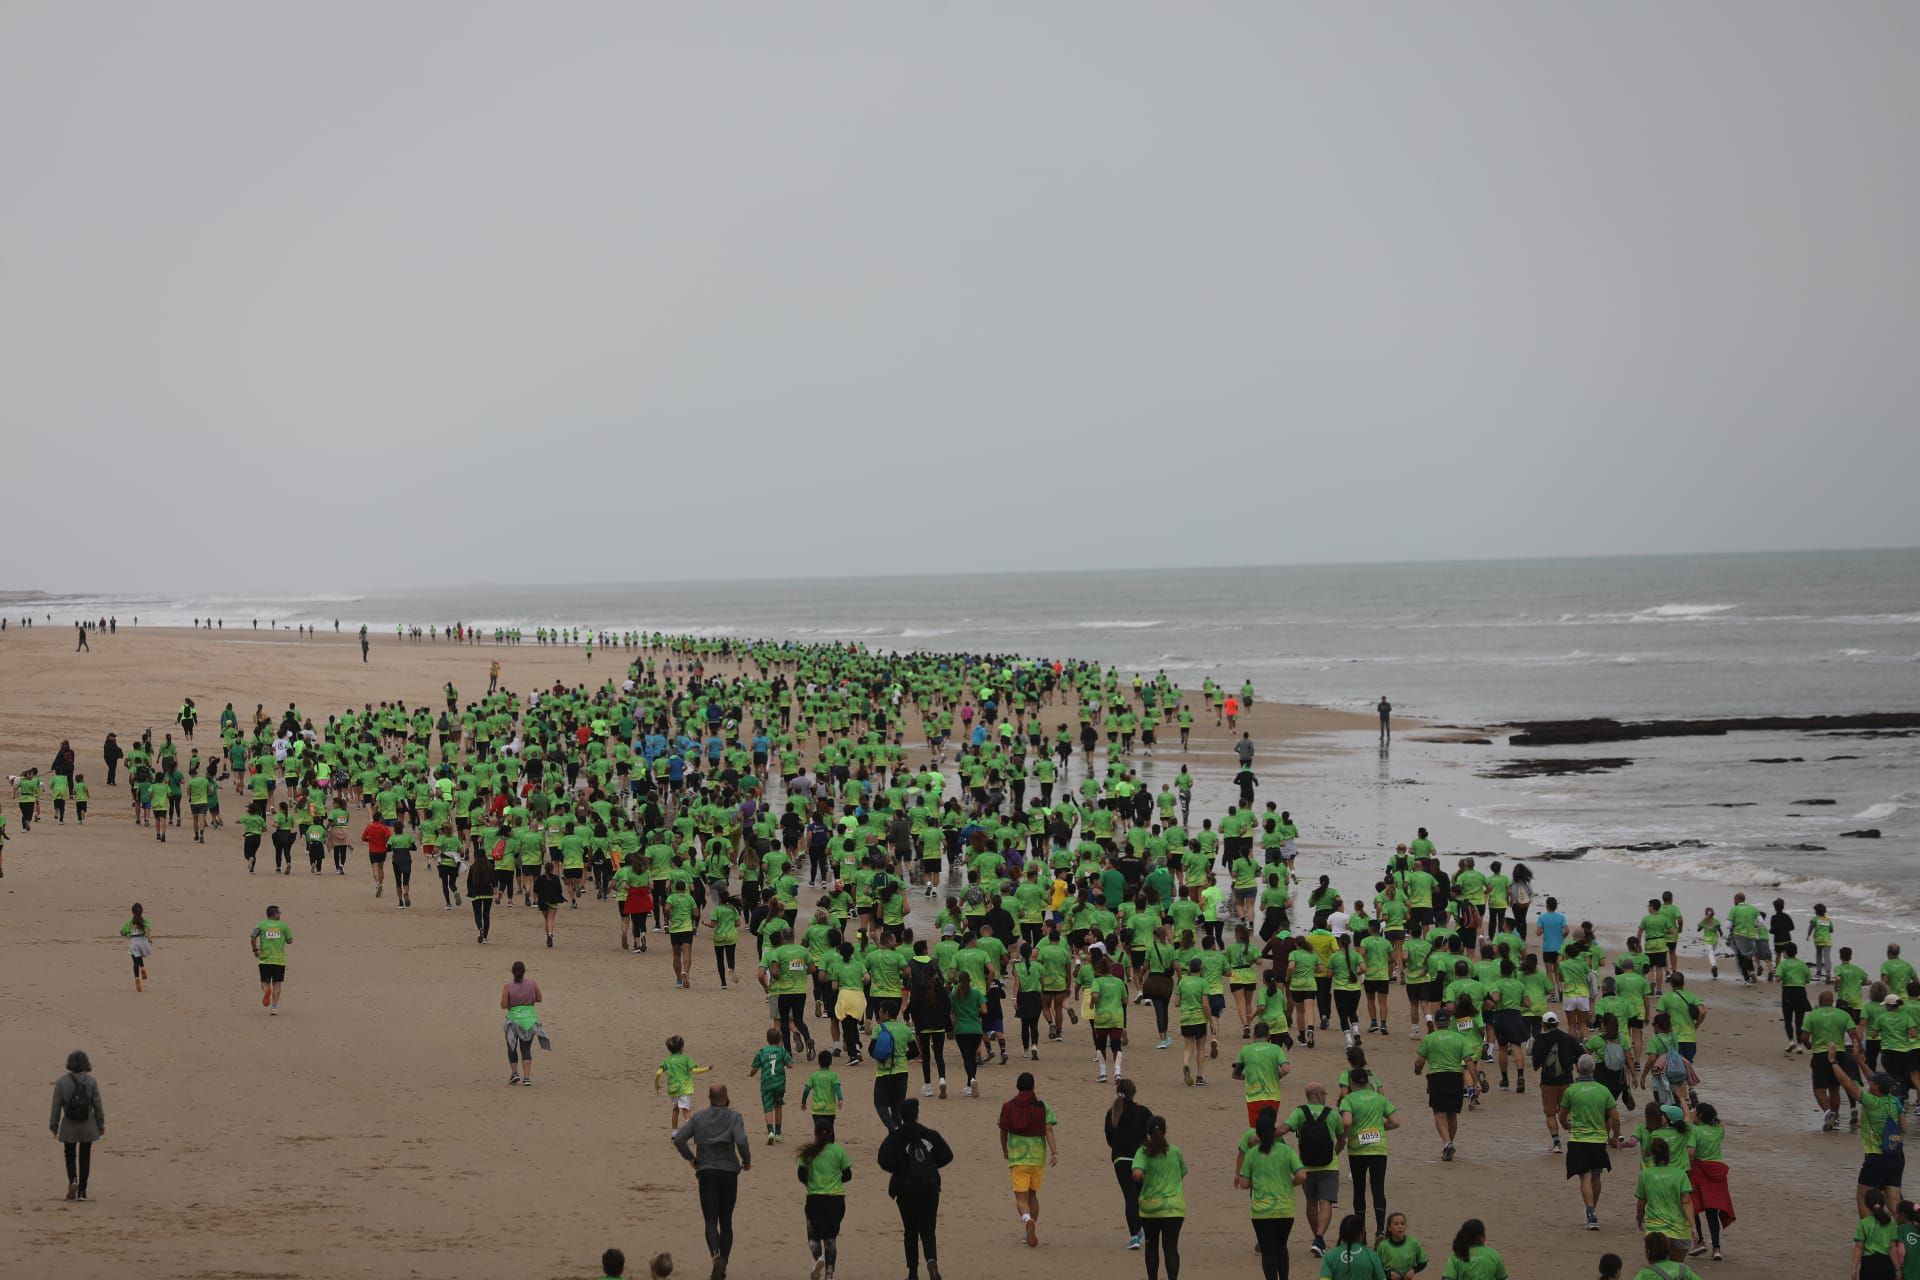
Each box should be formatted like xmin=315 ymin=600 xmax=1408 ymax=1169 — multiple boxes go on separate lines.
xmin=1695 ymin=1208 xmax=1725 ymax=1250
xmin=957 ymin=1032 xmax=983 ymax=1083
xmin=1349 ymin=1155 xmax=1387 ymax=1230
xmin=778 ymin=993 xmax=812 ymax=1054
xmin=841 ymin=1015 xmax=863 ymax=1060
xmin=471 ymin=896 xmax=492 ymax=938
xmin=243 ymin=833 xmax=262 ymax=865
xmin=895 ymin=1185 xmax=939 ymax=1271
xmin=64 ymin=1142 xmax=91 ymax=1192
xmin=1114 ymin=1159 xmax=1143 ymax=1234
xmin=439 ymin=864 xmax=461 ymax=903
xmin=918 ymin=1032 xmax=948 ymax=1085
xmin=1143 ymin=1216 xmax=1184 ymax=1280
xmin=697 ymin=1169 xmax=739 ymax=1260
xmin=508 ymin=1038 xmax=531 ymax=1064
xmin=715 ymin=944 xmax=736 ymax=982
xmin=1334 ymin=988 xmax=1362 ymax=1031
xmin=271 ymin=831 xmax=295 ymax=869
xmin=1150 ymin=992 xmax=1171 ymax=1036
xmin=1253 ymin=1216 xmax=1295 ymax=1280
xmin=1018 ymin=998 xmax=1044 ymax=1050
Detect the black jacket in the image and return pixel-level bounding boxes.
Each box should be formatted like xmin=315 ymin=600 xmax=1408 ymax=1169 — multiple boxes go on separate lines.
xmin=1530 ymin=1027 xmax=1582 ymax=1084
xmin=1104 ymin=1098 xmax=1155 ymax=1161
xmin=876 ymin=1120 xmax=954 ymax=1197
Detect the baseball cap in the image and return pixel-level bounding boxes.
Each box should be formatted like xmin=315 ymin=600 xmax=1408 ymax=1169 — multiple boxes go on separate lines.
xmin=1542 ymin=1011 xmax=1559 ymax=1024
xmin=1886 ymin=994 xmax=1904 ymax=1007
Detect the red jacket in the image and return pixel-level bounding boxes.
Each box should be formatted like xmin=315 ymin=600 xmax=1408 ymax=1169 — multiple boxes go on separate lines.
xmin=361 ymin=821 xmax=392 ymax=854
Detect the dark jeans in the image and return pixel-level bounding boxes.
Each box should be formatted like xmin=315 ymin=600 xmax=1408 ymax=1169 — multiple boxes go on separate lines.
xmin=697 ymin=1169 xmax=739 ymax=1260
xmin=471 ymin=896 xmax=492 ymax=938
xmin=895 ymin=1185 xmax=940 ymax=1271
xmin=1253 ymin=1216 xmax=1295 ymax=1280
xmin=1114 ymin=1158 xmax=1143 ymax=1234
xmin=64 ymin=1141 xmax=92 ymax=1192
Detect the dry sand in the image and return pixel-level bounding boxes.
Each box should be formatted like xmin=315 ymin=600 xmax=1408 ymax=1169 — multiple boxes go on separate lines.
xmin=0 ymin=626 xmax=1871 ymax=1278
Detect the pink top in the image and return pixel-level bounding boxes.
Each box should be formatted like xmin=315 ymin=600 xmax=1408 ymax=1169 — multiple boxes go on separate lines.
xmin=505 ymin=979 xmax=541 ymax=1006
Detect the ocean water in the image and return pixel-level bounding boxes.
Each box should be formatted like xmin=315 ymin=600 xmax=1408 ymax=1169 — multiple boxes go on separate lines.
xmin=27 ymin=548 xmax=1920 ymax=915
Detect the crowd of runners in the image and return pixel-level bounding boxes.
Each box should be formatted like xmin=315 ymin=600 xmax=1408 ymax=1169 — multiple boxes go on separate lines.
xmin=12 ymin=633 xmax=1917 ymax=1280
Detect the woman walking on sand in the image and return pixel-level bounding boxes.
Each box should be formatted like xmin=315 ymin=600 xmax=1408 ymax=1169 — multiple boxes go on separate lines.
xmin=120 ymin=904 xmax=154 ymax=992
xmin=50 ymin=1050 xmax=104 ymax=1201
xmin=502 ymin=960 xmax=546 ymax=1085
xmin=466 ymin=849 xmax=495 ymax=944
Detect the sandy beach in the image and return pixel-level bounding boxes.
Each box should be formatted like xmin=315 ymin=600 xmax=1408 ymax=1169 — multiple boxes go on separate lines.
xmin=0 ymin=625 xmax=1883 ymax=1279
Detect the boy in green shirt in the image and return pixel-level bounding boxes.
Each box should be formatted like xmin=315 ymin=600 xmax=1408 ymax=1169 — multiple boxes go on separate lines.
xmin=747 ymin=1026 xmax=793 ymax=1143
xmin=653 ymin=1034 xmax=711 ymax=1136
xmin=801 ymin=1049 xmax=843 ymax=1139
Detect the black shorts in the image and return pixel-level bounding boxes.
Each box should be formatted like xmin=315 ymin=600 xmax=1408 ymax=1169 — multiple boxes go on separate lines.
xmin=1385 ymin=929 xmax=1405 ymax=943
xmin=1493 ymin=1010 xmax=1528 ymax=1046
xmin=564 ymin=868 xmax=585 ymax=880
xmin=804 ymin=1193 xmax=847 ymax=1240
xmin=1181 ymin=1023 xmax=1208 ymax=1040
xmin=1647 ymin=951 xmax=1668 ymax=969
xmin=1813 ymin=1053 xmax=1860 ymax=1090
xmin=190 ymin=804 xmax=208 ymax=815
xmin=258 ymin=963 xmax=286 ymax=983
xmin=1783 ymin=987 xmax=1812 ymax=1015
xmin=1094 ymin=1027 xmax=1124 ymax=1050
xmin=1860 ymin=1151 xmax=1906 ymax=1190
xmin=369 ymin=852 xmax=388 ymax=864
xmin=1565 ymin=1141 xmax=1612 ymax=1178
xmin=670 ymin=930 xmax=694 ymax=948
xmin=1364 ymin=979 xmax=1390 ymax=995
xmin=1426 ymin=1072 xmax=1464 ymax=1115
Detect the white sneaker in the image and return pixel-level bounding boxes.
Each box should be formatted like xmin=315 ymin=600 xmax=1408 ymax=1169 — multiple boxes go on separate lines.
xmin=923 ymin=1084 xmax=934 ymax=1097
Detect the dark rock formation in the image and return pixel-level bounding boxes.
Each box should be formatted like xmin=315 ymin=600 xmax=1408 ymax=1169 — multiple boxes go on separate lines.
xmin=1505 ymin=712 xmax=1920 ymax=747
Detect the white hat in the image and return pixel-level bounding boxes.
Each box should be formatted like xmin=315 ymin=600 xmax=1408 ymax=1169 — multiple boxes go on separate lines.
xmin=1542 ymin=1011 xmax=1559 ymax=1024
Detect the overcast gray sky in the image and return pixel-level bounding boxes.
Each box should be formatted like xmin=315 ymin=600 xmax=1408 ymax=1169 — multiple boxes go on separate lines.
xmin=2 ymin=4 xmax=1916 ymax=592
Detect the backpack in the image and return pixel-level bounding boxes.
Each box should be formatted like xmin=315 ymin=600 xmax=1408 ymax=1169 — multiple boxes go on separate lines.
xmin=1296 ymin=1105 xmax=1335 ymax=1166
xmin=1602 ymin=1040 xmax=1627 ymax=1073
xmin=872 ymin=1026 xmax=896 ymax=1064
xmin=903 ymin=1135 xmax=940 ymax=1187
xmin=62 ymin=1076 xmax=92 ymax=1125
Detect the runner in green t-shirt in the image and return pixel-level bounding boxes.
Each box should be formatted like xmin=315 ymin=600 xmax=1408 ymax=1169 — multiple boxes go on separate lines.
xmin=748 ymin=1027 xmax=794 ymax=1141
xmin=249 ymin=905 xmax=292 ymax=1014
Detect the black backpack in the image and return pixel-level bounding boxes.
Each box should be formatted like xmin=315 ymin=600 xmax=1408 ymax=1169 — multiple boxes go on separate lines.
xmin=1296 ymin=1105 xmax=1334 ymax=1166
xmin=903 ymin=1135 xmax=940 ymax=1187
xmin=62 ymin=1076 xmax=92 ymax=1125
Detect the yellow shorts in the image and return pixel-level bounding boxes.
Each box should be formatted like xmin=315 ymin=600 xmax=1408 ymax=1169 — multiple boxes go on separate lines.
xmin=1010 ymin=1163 xmax=1045 ymax=1193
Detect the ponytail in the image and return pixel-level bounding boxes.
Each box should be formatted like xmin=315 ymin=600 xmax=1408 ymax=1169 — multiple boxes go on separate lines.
xmin=1108 ymin=1078 xmax=1136 ymax=1130
xmin=1869 ymin=1190 xmax=1891 ymax=1225
xmin=1451 ymin=1218 xmax=1485 ymax=1262
xmin=1143 ymin=1115 xmax=1169 ymax=1159
xmin=1255 ymin=1107 xmax=1278 ymax=1155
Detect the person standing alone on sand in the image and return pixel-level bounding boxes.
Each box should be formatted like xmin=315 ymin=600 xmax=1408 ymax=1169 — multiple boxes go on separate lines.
xmin=1378 ymin=697 xmax=1391 ymax=745
xmin=250 ymin=905 xmax=291 ymax=1015
xmin=51 ymin=1049 xmax=104 ymax=1201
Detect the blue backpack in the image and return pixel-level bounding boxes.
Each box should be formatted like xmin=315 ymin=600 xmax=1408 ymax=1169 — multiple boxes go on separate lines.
xmin=872 ymin=1026 xmax=896 ymax=1064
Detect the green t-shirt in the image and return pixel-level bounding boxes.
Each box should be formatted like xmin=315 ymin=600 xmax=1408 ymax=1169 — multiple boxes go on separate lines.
xmin=1339 ymin=1088 xmax=1398 ymax=1157
xmin=251 ymin=919 xmax=291 ymax=966
xmin=1004 ymin=1099 xmax=1056 ymax=1166
xmin=1377 ymin=1236 xmax=1429 ymax=1274
xmin=767 ymin=944 xmax=810 ymax=995
xmin=1561 ymin=1079 xmax=1618 ymax=1144
xmin=1416 ymin=1029 xmax=1467 ymax=1075
xmin=1131 ymin=1145 xmax=1188 ymax=1218
xmin=659 ymin=1052 xmax=699 ymax=1097
xmin=1235 ymin=1041 xmax=1289 ymax=1103
xmin=1286 ymin=1103 xmax=1345 ymax=1172
xmin=1239 ymin=1139 xmax=1303 ymax=1219
xmin=799 ymin=1143 xmax=853 ymax=1196
xmin=1440 ymin=1246 xmax=1508 ymax=1280
xmin=1803 ymin=1005 xmax=1853 ymax=1053
xmin=1634 ymin=1163 xmax=1692 ymax=1239
xmin=750 ymin=1044 xmax=792 ymax=1087
xmin=803 ymin=1068 xmax=842 ymax=1115
xmin=1177 ymin=974 xmax=1210 ymax=1027
xmin=1861 ymin=1089 xmax=1905 ymax=1157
